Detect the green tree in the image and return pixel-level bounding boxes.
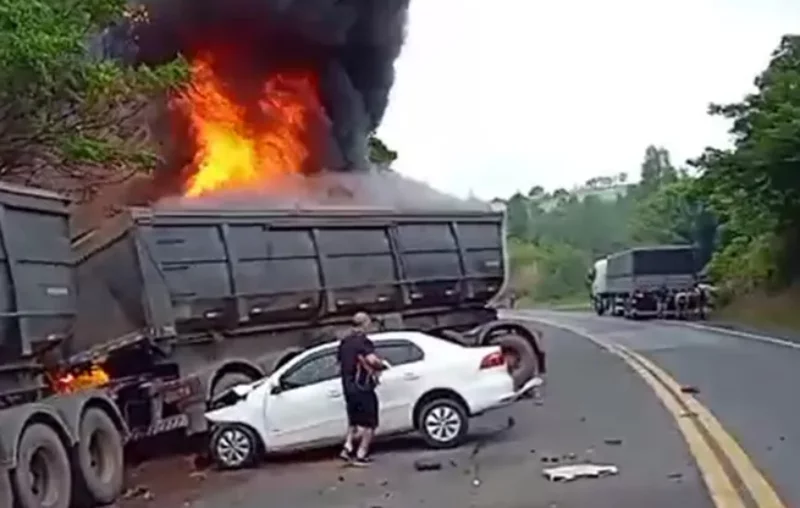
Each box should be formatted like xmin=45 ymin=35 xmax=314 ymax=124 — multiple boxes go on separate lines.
xmin=0 ymin=0 xmax=186 ymax=196
xmin=631 ymin=176 xmax=718 ymax=267
xmin=505 ymin=192 xmax=531 ymax=239
xmin=692 ymin=35 xmax=800 ymax=289
xmin=368 ymin=135 xmax=398 ymax=166
xmin=636 ymin=145 xmax=678 ymax=198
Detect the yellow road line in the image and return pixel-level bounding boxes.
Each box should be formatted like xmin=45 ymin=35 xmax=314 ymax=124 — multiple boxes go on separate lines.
xmin=608 ymin=343 xmax=745 ymax=508
xmin=617 ymin=344 xmax=787 ymax=508
xmin=523 ymin=316 xmax=786 ymax=508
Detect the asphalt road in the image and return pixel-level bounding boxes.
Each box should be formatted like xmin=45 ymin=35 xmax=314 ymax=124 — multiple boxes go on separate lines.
xmin=120 ymin=311 xmax=799 ymax=508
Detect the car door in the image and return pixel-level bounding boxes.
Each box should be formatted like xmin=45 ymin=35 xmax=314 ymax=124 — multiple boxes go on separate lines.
xmin=374 ymin=339 xmax=427 ymax=433
xmin=265 ymin=349 xmax=347 ymax=450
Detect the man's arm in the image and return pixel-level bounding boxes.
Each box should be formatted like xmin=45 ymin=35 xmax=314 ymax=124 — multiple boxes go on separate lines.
xmin=358 ymin=336 xmax=385 ymax=370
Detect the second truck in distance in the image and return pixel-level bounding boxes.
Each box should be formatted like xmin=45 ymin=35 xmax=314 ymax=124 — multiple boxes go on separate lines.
xmin=590 ymin=245 xmax=707 ymax=319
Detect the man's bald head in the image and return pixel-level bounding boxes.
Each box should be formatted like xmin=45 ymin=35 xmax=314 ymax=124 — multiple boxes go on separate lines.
xmin=352 ymin=312 xmax=372 ymax=331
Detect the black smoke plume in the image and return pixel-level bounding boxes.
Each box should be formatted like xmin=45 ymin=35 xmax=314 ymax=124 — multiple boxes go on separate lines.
xmin=108 ymin=0 xmax=410 ymax=174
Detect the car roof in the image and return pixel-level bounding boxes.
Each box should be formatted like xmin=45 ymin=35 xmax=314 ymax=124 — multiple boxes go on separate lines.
xmin=301 ymin=330 xmax=451 ymax=357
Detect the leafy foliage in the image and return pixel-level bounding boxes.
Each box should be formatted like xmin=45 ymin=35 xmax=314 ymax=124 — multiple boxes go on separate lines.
xmin=0 ymin=0 xmax=187 ymax=198
xmin=368 ymin=135 xmax=398 ymax=167
xmin=690 ymin=35 xmax=800 ymax=292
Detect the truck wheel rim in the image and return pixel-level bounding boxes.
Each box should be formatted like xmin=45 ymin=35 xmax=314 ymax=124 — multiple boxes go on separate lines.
xmin=29 ymin=449 xmax=57 ymax=504
xmin=424 ymin=406 xmax=461 ymax=442
xmin=88 ymin=431 xmax=112 ymax=482
xmin=215 ymin=428 xmax=251 ymax=467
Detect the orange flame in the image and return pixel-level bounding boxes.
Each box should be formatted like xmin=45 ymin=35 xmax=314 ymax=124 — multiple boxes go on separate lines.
xmin=175 ymin=53 xmax=323 ymax=197
xmin=50 ymin=365 xmax=110 ymax=394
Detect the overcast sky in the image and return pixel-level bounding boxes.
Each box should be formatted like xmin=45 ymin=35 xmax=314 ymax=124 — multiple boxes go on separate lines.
xmin=376 ymin=0 xmax=800 ymax=200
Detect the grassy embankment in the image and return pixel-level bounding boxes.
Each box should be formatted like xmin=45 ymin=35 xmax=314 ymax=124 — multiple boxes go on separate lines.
xmin=712 ymin=287 xmax=800 ymax=335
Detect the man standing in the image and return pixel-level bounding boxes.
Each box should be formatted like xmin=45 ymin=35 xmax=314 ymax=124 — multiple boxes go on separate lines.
xmin=337 ymin=312 xmax=384 ymax=466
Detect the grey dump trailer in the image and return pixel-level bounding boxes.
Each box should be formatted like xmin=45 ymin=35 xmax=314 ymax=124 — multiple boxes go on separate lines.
xmin=1 ymin=186 xmax=543 ymax=508
xmin=594 ymin=245 xmax=700 ymax=319
xmin=0 ymin=183 xmax=126 ymax=508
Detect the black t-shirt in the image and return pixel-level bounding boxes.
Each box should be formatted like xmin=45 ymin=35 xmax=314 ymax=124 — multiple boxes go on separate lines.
xmin=338 ymin=331 xmax=377 ymax=393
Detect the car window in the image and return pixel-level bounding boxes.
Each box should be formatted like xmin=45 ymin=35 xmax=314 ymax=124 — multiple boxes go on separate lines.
xmin=282 ymin=352 xmax=340 ymax=389
xmin=376 ymin=341 xmax=424 ymax=366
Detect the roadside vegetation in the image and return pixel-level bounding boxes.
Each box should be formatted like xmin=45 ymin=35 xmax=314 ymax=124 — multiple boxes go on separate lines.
xmin=500 ymin=35 xmax=800 ymax=330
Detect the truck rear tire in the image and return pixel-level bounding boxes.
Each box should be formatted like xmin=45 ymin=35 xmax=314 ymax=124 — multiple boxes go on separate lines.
xmin=488 ymin=333 xmax=536 ymax=389
xmin=73 ymin=408 xmax=124 ymax=506
xmin=211 ymin=372 xmax=257 ymax=401
xmin=1 ymin=469 xmax=12 ymax=508
xmin=593 ymin=297 xmax=607 ymax=316
xmin=12 ymin=423 xmax=72 ymax=508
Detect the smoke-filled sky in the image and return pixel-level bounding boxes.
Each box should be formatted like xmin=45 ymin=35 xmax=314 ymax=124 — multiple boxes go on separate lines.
xmin=377 ymin=0 xmax=800 ymax=200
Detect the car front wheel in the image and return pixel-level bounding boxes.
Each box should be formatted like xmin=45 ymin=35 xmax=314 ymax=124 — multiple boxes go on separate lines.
xmin=417 ymin=398 xmax=469 ymax=449
xmin=209 ymin=424 xmax=260 ymax=470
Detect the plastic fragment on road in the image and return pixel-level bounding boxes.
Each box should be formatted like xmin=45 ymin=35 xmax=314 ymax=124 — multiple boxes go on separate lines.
xmin=543 ymin=463 xmax=619 ymax=482
xmin=413 ymin=459 xmax=442 ymax=471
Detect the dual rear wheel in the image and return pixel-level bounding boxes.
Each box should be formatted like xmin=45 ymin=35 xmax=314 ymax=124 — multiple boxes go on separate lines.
xmin=9 ymin=408 xmax=124 ymax=508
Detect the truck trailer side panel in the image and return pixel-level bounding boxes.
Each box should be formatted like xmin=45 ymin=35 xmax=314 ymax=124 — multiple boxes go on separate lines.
xmin=0 ymin=182 xmax=74 ymax=380
xmin=70 ymin=208 xmax=506 ymax=355
xmin=605 ymin=245 xmax=696 ymax=294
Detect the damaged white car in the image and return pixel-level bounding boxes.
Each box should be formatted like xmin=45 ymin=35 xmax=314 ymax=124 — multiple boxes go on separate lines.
xmin=205 ymin=331 xmax=542 ymax=469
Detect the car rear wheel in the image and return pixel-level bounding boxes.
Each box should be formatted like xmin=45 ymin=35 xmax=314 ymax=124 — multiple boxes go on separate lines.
xmin=417 ymin=398 xmax=469 ymax=449
xmin=209 ymin=424 xmax=260 ymax=470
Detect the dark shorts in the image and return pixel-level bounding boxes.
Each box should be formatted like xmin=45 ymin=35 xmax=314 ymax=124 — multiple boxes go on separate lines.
xmin=344 ymin=389 xmax=379 ymax=429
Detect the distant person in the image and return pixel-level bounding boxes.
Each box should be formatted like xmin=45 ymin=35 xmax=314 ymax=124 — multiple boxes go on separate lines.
xmin=337 ymin=312 xmax=385 ymax=466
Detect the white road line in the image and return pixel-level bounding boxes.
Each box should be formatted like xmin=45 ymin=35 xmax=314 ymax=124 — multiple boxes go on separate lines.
xmin=660 ymin=321 xmax=800 ymax=351
xmin=509 ymin=308 xmax=800 ymax=352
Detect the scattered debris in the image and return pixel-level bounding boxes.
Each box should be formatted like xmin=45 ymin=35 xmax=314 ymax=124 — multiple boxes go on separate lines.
xmin=680 ymin=385 xmax=700 ymax=394
xmin=472 ymin=478 xmax=481 ymax=487
xmin=668 ymin=472 xmax=683 ymax=481
xmin=122 ymin=485 xmax=153 ymax=500
xmin=679 ymin=411 xmax=698 ymax=418
xmin=543 ymin=464 xmax=619 ymax=482
xmin=413 ymin=459 xmax=442 ymax=471
xmin=529 ymin=449 xmax=536 ymax=454
xmin=465 ymin=415 xmax=517 ymax=484
xmin=603 ymin=438 xmax=623 ymax=446
xmin=449 ymin=459 xmax=458 ymax=468
xmin=779 ymin=436 xmax=786 ymax=442
xmin=188 ymin=471 xmax=207 ymax=480
xmin=580 ymin=417 xmax=587 ymax=422
xmin=565 ymin=453 xmax=577 ymax=460
xmin=541 ymin=455 xmax=560 ymax=464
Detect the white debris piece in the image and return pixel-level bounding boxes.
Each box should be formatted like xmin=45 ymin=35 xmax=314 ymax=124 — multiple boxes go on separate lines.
xmin=543 ymin=464 xmax=619 ymax=482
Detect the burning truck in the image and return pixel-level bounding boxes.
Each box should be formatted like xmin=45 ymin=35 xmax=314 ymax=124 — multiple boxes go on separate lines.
xmin=0 ymin=1 xmax=544 ymax=507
